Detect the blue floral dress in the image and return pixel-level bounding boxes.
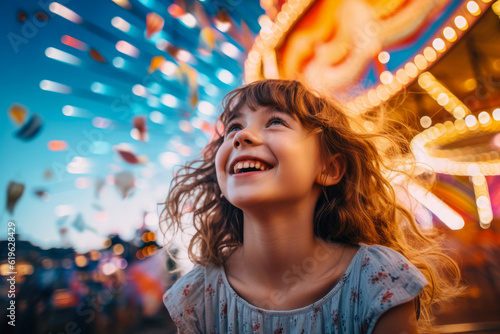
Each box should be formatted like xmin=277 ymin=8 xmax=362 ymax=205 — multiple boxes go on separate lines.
xmin=163 ymin=244 xmax=428 ymax=334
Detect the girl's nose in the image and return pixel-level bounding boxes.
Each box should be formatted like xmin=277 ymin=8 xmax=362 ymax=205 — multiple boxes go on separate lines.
xmin=233 ymin=129 xmax=261 ymax=149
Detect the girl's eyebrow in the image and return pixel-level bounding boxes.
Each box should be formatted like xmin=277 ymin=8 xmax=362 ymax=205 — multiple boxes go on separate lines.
xmin=225 ymin=110 xmax=242 ymax=125
xmin=226 ymin=108 xmax=293 ymax=125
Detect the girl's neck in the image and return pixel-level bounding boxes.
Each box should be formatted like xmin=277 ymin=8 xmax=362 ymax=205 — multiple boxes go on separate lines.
xmin=235 ymin=201 xmax=340 ymax=289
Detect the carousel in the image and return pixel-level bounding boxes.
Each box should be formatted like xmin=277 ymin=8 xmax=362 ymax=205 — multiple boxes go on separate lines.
xmin=244 ymin=0 xmax=500 ymax=330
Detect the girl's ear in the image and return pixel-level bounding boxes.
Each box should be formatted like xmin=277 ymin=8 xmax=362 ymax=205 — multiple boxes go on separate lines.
xmin=316 ymin=153 xmax=345 ymax=186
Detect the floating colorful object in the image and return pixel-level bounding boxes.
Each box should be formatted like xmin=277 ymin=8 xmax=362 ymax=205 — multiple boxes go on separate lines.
xmin=34 ymin=189 xmax=50 ymax=201
xmin=200 ymin=27 xmax=216 ymax=50
xmin=48 ymin=140 xmax=68 ymax=151
xmin=168 ymin=3 xmax=185 ymax=19
xmin=146 ymin=12 xmax=164 ymax=39
xmin=115 ymin=171 xmax=135 ymax=199
xmin=112 ymin=0 xmax=132 ymax=10
xmin=190 ymin=91 xmax=199 ymax=108
xmin=113 ymin=144 xmax=147 ymax=164
xmin=166 ymin=44 xmax=180 ymax=58
xmin=44 ymin=168 xmax=53 ymax=179
xmin=35 ymin=11 xmax=49 ymax=22
xmin=62 ymin=35 xmax=88 ymax=51
xmin=215 ymin=9 xmax=231 ymax=32
xmin=6 ymin=181 xmax=25 ymax=215
xmin=133 ymin=116 xmax=148 ymax=142
xmin=14 ymin=113 xmax=43 ymax=141
xmin=148 ymin=56 xmax=165 ymax=74
xmin=17 ymin=10 xmax=28 ymax=22
xmin=89 ymin=48 xmax=106 ymax=63
xmin=8 ymin=104 xmax=28 ymax=125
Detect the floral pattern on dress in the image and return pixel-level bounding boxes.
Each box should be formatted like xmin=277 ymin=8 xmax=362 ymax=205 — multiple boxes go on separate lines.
xmin=253 ymin=321 xmax=260 ymax=332
xmin=361 ymin=257 xmax=370 ymax=270
xmin=163 ymin=244 xmax=428 ymax=334
xmin=350 ymin=287 xmax=359 ymax=303
xmin=332 ymin=310 xmax=339 ymax=327
xmin=184 ymin=305 xmax=195 ymax=315
xmin=381 ymin=290 xmax=393 ymax=303
xmin=369 ymin=271 xmax=389 ymax=284
xmin=206 ymin=283 xmax=215 ymax=297
xmin=182 ymin=283 xmax=192 ymax=296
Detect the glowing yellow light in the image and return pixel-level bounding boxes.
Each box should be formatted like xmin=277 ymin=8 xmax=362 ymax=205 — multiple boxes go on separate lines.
xmin=113 ymin=244 xmax=124 ymax=255
xmin=363 ymin=121 xmax=375 ymax=132
xmin=466 ymin=1 xmax=481 ymax=15
xmin=367 ymin=90 xmax=381 ymax=105
xmin=467 ymin=164 xmax=480 ymax=175
xmin=472 ymin=175 xmax=486 ymax=186
xmin=443 ymin=27 xmax=457 ymax=41
xmin=465 ymin=114 xmax=477 ymax=127
xmin=437 ymin=93 xmax=450 ymax=106
xmin=478 ymin=111 xmax=490 ymax=124
xmin=464 ymin=78 xmax=477 ymax=90
xmin=453 ymin=106 xmax=466 ymax=119
xmin=90 ymin=250 xmax=101 ymax=261
xmin=493 ymin=59 xmax=500 ymax=71
xmin=472 ymin=173 xmax=493 ymax=227
xmin=376 ymin=85 xmax=390 ymax=101
xmin=493 ymin=1 xmax=500 ymax=15
xmin=454 ymin=16 xmax=468 ymax=30
xmin=408 ymin=182 xmax=464 ymax=230
xmin=396 ymin=69 xmax=410 ymax=84
xmin=423 ymin=47 xmax=437 ymax=62
xmin=432 ymin=38 xmax=446 ymax=52
xmin=112 ymin=0 xmax=132 ymax=9
xmin=104 ymin=238 xmax=112 ymax=248
xmin=419 ymin=72 xmax=471 ymax=119
xmin=346 ymin=102 xmax=356 ymax=113
xmin=418 ymin=73 xmax=432 ymax=89
xmin=493 ymin=108 xmax=500 ymax=120
xmin=380 ymin=71 xmax=393 ymax=84
xmin=455 ymin=118 xmax=466 ymax=131
xmin=277 ymin=12 xmax=289 ymax=24
xmin=75 ymin=255 xmax=88 ymax=267
xmin=420 ymin=116 xmax=432 ymax=128
xmin=414 ymin=55 xmax=428 ymax=70
xmin=378 ymin=51 xmax=390 ymax=64
xmin=405 ymin=62 xmax=418 ymax=77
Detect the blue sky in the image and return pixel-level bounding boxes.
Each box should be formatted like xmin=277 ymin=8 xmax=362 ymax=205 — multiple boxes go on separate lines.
xmin=0 ymin=0 xmax=263 ymax=252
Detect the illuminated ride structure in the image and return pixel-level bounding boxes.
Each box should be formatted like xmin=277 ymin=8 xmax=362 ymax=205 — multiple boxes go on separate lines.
xmin=245 ymin=0 xmax=500 ymax=329
xmin=246 ymin=0 xmax=500 ymax=233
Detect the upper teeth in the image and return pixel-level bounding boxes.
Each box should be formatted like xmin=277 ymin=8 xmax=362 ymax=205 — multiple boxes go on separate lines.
xmin=233 ymin=160 xmax=271 ymax=174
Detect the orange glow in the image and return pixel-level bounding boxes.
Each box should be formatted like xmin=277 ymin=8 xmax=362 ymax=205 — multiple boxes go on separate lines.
xmin=48 ymin=140 xmax=68 ymax=151
xmin=168 ymin=4 xmax=185 ymax=18
xmin=146 ymin=13 xmax=164 ymax=38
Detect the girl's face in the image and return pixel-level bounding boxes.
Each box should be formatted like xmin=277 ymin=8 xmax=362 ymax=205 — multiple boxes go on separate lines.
xmin=215 ymin=104 xmax=325 ymax=210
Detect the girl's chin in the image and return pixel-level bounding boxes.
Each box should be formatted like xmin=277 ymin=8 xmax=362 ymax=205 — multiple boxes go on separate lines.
xmin=225 ymin=196 xmax=273 ymax=209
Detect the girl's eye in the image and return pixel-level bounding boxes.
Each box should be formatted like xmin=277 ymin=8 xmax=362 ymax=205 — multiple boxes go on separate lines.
xmin=224 ymin=116 xmax=286 ymax=137
xmin=268 ymin=116 xmax=286 ymax=127
xmin=225 ymin=123 xmax=241 ymax=135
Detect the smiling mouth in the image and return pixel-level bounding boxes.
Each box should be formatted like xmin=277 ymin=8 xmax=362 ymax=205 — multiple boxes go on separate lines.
xmin=231 ymin=160 xmax=274 ymax=175
xmin=232 ymin=168 xmax=273 ymax=176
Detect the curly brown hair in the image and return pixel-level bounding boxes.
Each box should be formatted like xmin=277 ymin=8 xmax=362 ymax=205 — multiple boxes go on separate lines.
xmin=160 ymin=79 xmax=464 ymax=332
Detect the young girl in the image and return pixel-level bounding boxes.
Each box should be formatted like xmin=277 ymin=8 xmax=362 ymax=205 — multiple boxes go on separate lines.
xmin=160 ymin=80 xmax=462 ymax=333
